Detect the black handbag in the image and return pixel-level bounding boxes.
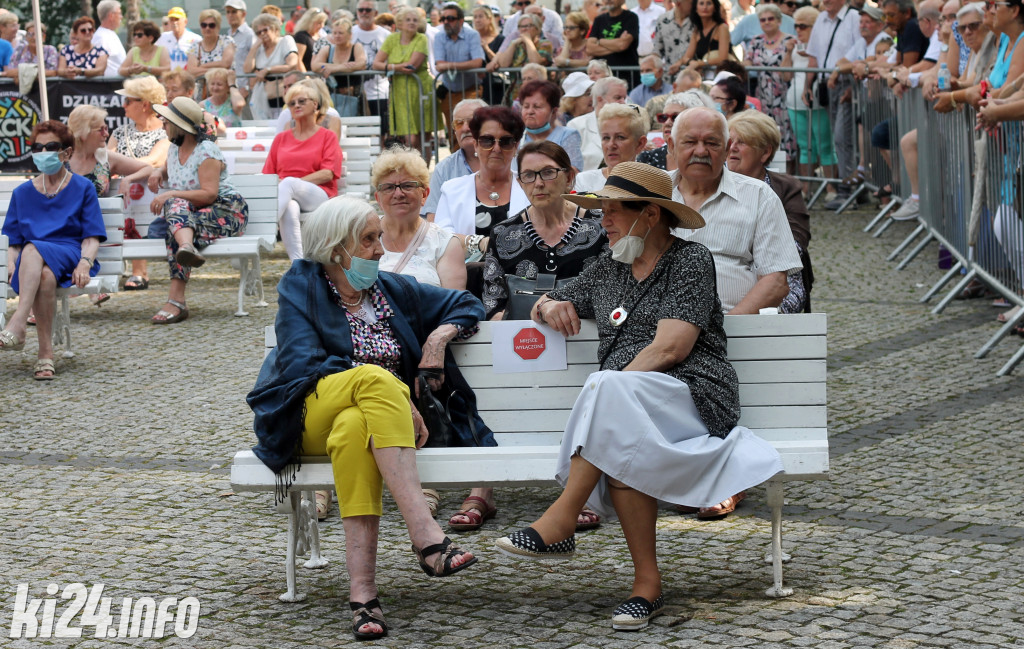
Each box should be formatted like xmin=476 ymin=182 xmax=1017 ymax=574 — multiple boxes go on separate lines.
xmin=503 ymin=273 xmax=571 ymax=321
xmin=416 ymin=370 xmax=453 ymax=448
xmin=815 ymin=76 xmax=830 ymax=108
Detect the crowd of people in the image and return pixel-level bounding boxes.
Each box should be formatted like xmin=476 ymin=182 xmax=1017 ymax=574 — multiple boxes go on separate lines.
xmin=5 ymin=0 xmax=1024 ymax=641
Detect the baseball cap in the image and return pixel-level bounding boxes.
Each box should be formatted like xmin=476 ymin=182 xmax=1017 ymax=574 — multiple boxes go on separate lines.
xmin=225 ymin=0 xmax=248 ymax=11
xmin=861 ymin=5 xmax=883 ymax=21
xmin=167 ymin=7 xmax=187 ymax=19
xmin=562 ymin=71 xmax=594 ymax=98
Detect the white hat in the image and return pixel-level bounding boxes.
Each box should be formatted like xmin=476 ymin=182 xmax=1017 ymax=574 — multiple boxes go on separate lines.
xmin=711 ymin=70 xmax=737 ymax=85
xmin=224 ymin=0 xmax=247 ymax=11
xmin=561 ymin=71 xmax=594 ymax=99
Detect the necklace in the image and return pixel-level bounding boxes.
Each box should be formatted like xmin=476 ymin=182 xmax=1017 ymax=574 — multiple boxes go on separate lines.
xmin=339 ymin=290 xmax=364 ymax=308
xmin=478 ymin=175 xmax=502 ymax=202
xmin=609 ymin=239 xmax=673 ymax=328
xmin=44 ymin=169 xmax=70 ymax=198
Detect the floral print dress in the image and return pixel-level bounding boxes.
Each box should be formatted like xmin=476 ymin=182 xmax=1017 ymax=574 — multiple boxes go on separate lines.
xmin=747 ymin=33 xmax=796 ymax=161
xmin=59 ymin=44 xmax=108 ymax=71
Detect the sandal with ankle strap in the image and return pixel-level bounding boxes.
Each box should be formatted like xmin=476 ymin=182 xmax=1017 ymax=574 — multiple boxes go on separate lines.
xmin=151 ymin=299 xmax=189 ymax=325
xmin=448 ymin=495 xmax=496 ymax=531
xmin=0 ymin=329 xmax=25 ymax=351
xmin=175 ymin=243 xmax=206 ymax=268
xmin=412 ymin=536 xmax=477 ymax=577
xmin=33 ymin=358 xmax=56 ymax=381
xmin=350 ymin=599 xmax=388 ymax=641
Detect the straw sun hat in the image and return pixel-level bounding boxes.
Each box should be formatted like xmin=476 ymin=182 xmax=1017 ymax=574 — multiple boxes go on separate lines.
xmin=152 ymin=97 xmax=204 ymax=134
xmin=562 ymin=162 xmax=705 ymax=230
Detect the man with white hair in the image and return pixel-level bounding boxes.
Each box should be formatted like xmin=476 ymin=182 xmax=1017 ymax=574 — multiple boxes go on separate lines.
xmin=225 ymin=0 xmax=254 ymax=96
xmin=156 ymin=6 xmax=201 ymax=70
xmin=629 ymin=54 xmax=673 ymax=106
xmin=93 ymin=0 xmax=126 ymax=76
xmin=567 ymin=76 xmax=629 ymax=171
xmin=669 ymin=106 xmax=801 ymax=315
xmin=423 ymin=98 xmax=488 ymax=220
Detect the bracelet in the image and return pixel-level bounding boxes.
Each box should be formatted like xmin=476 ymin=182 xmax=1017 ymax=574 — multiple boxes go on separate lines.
xmin=949 ymin=92 xmax=958 ymax=110
xmin=80 ymin=256 xmax=94 ymax=266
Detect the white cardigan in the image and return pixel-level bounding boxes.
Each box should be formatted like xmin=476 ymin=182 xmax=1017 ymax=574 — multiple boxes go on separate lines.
xmin=433 ymin=172 xmax=530 ymax=235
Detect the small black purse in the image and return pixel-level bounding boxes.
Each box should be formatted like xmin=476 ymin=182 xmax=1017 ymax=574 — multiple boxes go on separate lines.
xmin=504 ymin=273 xmax=571 ymax=320
xmin=416 ymin=369 xmax=453 ymax=448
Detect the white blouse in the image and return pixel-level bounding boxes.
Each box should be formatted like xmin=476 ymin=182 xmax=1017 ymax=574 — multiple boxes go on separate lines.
xmin=378 ymin=220 xmax=457 ymax=287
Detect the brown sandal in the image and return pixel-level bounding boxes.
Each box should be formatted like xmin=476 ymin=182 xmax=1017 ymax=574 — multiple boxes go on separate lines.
xmin=448 ymin=496 xmax=496 ymax=531
xmin=576 ymin=508 xmax=601 ymax=531
xmin=697 ymin=492 xmax=746 ymax=520
xmin=412 ymin=536 xmax=477 ymax=577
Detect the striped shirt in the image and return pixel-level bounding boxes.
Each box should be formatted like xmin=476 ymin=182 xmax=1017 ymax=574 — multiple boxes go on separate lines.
xmin=669 ymin=167 xmax=802 ymax=312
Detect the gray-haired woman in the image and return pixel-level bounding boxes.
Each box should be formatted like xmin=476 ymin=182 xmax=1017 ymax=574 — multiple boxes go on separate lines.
xmin=247 ymin=196 xmax=487 ymax=641
xmin=244 ymin=13 xmax=300 ymax=119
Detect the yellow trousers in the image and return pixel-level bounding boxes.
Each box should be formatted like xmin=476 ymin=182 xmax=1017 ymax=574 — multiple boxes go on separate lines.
xmin=301 ymin=364 xmax=415 ymax=517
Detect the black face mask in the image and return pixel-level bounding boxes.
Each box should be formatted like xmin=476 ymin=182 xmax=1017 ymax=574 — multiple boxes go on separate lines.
xmin=170 ymin=134 xmax=186 ymax=146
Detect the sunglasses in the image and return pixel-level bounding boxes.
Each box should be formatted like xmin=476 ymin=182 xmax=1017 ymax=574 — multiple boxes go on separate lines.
xmin=78 ymin=26 xmax=94 ymax=33
xmin=287 ymin=98 xmax=312 ymax=108
xmin=655 ymin=111 xmax=681 ymax=123
xmin=759 ymin=16 xmax=777 ymax=21
xmin=30 ymin=142 xmax=64 ymax=152
xmin=357 ymin=7 xmax=374 ymax=12
xmin=515 ymin=1 xmax=531 ymax=6
xmin=783 ymin=0 xmax=799 ymax=6
xmin=132 ymin=32 xmax=145 ymax=37
xmin=123 ymin=96 xmax=141 ymax=104
xmin=957 ymin=20 xmax=984 ymax=32
xmin=477 ymin=135 xmax=518 ymax=151
xmin=256 ymin=27 xmax=270 ymax=35
xmin=200 ymin=21 xmax=217 ymax=28
xmin=440 ymin=15 xmax=460 ymax=22
xmin=794 ymin=23 xmax=811 ymax=29
xmin=986 ymin=1 xmax=1012 ymax=7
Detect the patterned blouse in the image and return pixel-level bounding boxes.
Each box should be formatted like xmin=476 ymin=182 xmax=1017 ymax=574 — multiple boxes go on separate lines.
xmin=188 ymin=35 xmax=235 ymax=64
xmin=325 ymin=275 xmax=403 ymax=378
xmin=59 ymin=44 xmax=107 ymax=70
xmin=482 ymin=207 xmax=607 ymax=319
xmin=546 ymin=238 xmax=740 ymax=435
xmin=166 ymin=140 xmax=235 ymax=197
xmin=636 ymin=145 xmax=668 ymax=171
xmin=11 ymin=42 xmax=59 ymax=70
xmin=110 ymin=122 xmax=167 ymax=160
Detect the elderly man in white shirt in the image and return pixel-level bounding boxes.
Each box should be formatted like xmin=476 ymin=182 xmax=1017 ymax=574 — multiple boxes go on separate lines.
xmin=632 ymin=0 xmax=666 ymax=57
xmin=93 ymin=0 xmax=126 ymax=77
xmin=498 ymin=0 xmax=563 ymax=53
xmin=566 ymin=76 xmax=629 ymax=171
xmin=156 ymin=6 xmax=202 ymax=70
xmin=669 ymin=107 xmax=801 ymax=314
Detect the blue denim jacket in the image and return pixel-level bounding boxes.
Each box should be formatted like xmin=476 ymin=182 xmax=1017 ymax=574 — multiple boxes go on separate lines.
xmin=247 ymin=261 xmax=495 ymax=475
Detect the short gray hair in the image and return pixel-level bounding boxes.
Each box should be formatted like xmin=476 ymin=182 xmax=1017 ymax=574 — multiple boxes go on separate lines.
xmin=302 ymin=197 xmax=379 ymax=265
xmin=664 ymin=89 xmax=714 ymax=111
xmin=640 ymin=54 xmax=664 ymax=70
xmin=671 ymin=106 xmax=729 ymax=147
xmin=454 ymin=97 xmax=488 ymax=115
xmin=592 ymin=75 xmax=628 ymax=100
xmin=97 ymin=0 xmax=121 ymax=22
xmin=756 ymin=3 xmax=782 ymax=22
xmin=957 ymin=2 xmax=985 ymax=21
xmin=518 ymin=13 xmax=542 ymax=29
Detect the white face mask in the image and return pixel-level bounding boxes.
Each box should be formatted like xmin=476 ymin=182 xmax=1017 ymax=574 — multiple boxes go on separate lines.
xmin=609 ymin=217 xmax=650 ymax=264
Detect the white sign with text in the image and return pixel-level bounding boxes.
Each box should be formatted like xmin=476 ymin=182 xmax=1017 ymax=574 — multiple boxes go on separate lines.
xmin=490 ymin=320 xmax=567 ymax=374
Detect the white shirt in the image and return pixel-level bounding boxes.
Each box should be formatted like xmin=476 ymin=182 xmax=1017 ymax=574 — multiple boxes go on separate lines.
xmin=669 ymin=167 xmax=802 ymax=312
xmin=93 ymin=26 xmax=125 ymax=77
xmin=378 ymin=220 xmax=458 ymax=287
xmin=573 ymin=168 xmax=608 ymax=193
xmin=924 ymin=30 xmax=941 ymax=62
xmin=632 ymin=2 xmax=666 ymax=57
xmin=566 ymin=111 xmax=602 ymax=171
xmin=426 ymin=24 xmax=439 ymax=77
xmin=498 ymin=7 xmax=564 ymax=54
xmin=352 ymin=25 xmax=390 ymax=99
xmin=156 ymin=29 xmax=202 ymax=70
xmin=434 ymin=173 xmax=530 ymax=236
xmin=806 ymin=5 xmax=860 ymax=69
xmin=842 ymin=30 xmax=891 ymax=62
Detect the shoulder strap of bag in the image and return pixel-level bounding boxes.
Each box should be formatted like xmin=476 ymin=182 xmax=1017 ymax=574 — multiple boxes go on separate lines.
xmin=391 ymin=220 xmax=430 ymax=275
xmin=822 ymin=6 xmax=853 ymax=68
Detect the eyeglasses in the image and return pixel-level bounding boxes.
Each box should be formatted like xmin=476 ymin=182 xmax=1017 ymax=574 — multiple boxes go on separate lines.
xmin=200 ymin=21 xmax=217 ymax=29
xmin=564 ymin=25 xmax=579 ymax=30
xmin=287 ymin=98 xmax=311 ymax=108
xmin=986 ymin=1 xmax=1012 ymax=8
xmin=958 ymin=20 xmax=984 ymax=32
xmin=452 ymin=118 xmax=469 ymax=128
xmin=440 ymin=15 xmax=460 ymax=22
xmin=225 ymin=7 xmax=240 ymax=13
xmin=784 ymin=1 xmax=799 ymax=6
xmin=30 ymin=142 xmax=64 ymax=152
xmin=759 ymin=16 xmax=777 ymax=22
xmin=123 ymin=96 xmax=141 ymax=104
xmin=256 ymin=27 xmax=270 ymax=35
xmin=518 ymin=167 xmax=566 ymax=183
xmin=78 ymin=26 xmax=94 ymax=33
xmin=357 ymin=7 xmax=375 ymax=12
xmin=476 ymin=135 xmax=518 ymax=150
xmin=376 ymin=180 xmax=423 ymax=194
xmin=655 ymin=111 xmax=681 ymax=123
xmin=515 ymin=1 xmax=531 ymax=6
xmin=132 ymin=32 xmax=145 ymax=37
xmin=794 ymin=23 xmax=812 ymax=29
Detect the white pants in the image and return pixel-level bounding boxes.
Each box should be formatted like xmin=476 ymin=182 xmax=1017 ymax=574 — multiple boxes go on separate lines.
xmin=278 ymin=177 xmax=328 ymax=260
xmin=993 ymin=205 xmax=1024 ymax=282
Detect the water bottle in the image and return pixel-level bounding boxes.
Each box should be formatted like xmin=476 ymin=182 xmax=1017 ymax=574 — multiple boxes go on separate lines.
xmin=937 ymin=63 xmax=950 ymax=91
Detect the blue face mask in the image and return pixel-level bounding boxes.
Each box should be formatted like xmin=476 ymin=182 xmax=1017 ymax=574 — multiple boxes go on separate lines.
xmin=524 ymin=122 xmax=553 ymax=135
xmin=32 ymin=152 xmax=64 ymax=175
xmin=338 ymin=247 xmax=380 ymax=291
xmin=640 ymin=72 xmax=658 ymax=87
xmin=713 ymin=101 xmax=725 ymax=114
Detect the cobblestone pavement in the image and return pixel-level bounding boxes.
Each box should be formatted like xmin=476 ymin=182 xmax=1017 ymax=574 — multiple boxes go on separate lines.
xmin=2 ymin=200 xmax=1023 ymax=648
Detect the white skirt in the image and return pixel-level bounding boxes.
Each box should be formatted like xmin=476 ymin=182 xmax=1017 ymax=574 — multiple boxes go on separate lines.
xmin=555 ymin=371 xmax=785 ymax=519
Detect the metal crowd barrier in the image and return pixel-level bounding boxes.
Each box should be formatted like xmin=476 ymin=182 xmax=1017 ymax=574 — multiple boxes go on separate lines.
xmin=851 ymin=82 xmax=1024 ymax=375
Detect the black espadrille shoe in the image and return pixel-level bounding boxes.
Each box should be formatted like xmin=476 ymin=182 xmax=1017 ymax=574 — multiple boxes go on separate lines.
xmin=494 ymin=527 xmax=575 ymax=560
xmin=611 ymin=595 xmax=664 ymax=630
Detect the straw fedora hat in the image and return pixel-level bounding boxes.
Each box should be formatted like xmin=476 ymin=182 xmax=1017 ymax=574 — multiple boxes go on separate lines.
xmin=152 ymin=97 xmax=204 ymax=135
xmin=563 ymin=162 xmax=705 ymax=229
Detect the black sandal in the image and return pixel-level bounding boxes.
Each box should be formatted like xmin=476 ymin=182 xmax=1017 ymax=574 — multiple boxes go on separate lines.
xmin=873 ymin=184 xmax=893 ymax=199
xmin=350 ymin=599 xmax=388 ymax=641
xmin=412 ymin=536 xmax=477 ymax=577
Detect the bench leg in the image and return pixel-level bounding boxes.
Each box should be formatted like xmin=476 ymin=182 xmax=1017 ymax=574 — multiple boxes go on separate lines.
xmin=234 ymin=258 xmax=251 ymax=317
xmin=763 ymin=481 xmax=793 ymax=598
xmin=301 ymin=490 xmax=328 ymax=570
xmin=52 ymin=295 xmax=75 ymax=359
xmin=249 ymin=255 xmax=268 ymax=308
xmin=279 ymin=491 xmax=307 ymax=602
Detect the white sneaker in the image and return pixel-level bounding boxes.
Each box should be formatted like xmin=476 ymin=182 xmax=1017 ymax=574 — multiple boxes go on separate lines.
xmin=891 ymin=197 xmax=920 ymax=221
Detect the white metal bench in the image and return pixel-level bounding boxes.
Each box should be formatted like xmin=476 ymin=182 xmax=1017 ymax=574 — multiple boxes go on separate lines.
xmin=120 ymin=174 xmax=277 ymax=316
xmin=230 ymin=314 xmax=830 ymax=602
xmin=0 ymin=196 xmax=124 ymax=357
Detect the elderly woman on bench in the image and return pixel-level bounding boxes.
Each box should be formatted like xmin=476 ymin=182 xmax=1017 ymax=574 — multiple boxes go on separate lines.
xmin=494 ymin=163 xmax=784 ymax=631
xmin=0 ymin=121 xmax=106 ymax=379
xmin=247 ymin=196 xmax=490 ymax=641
